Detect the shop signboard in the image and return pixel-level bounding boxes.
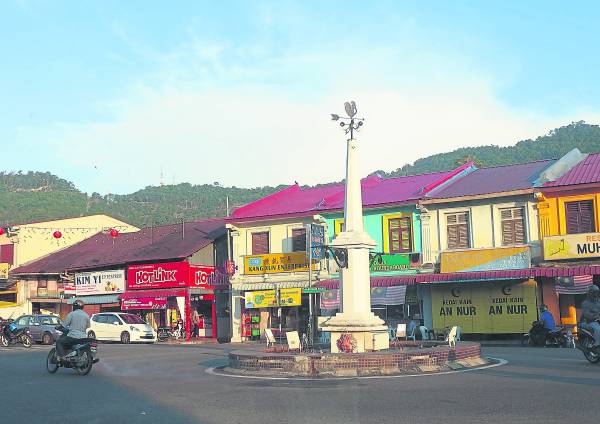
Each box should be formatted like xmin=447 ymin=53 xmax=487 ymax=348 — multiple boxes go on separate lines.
xmin=0 ymin=263 xmax=9 ymax=280
xmin=74 ymin=269 xmax=125 ymax=295
xmin=370 ymin=254 xmax=420 ymax=272
xmin=440 ymin=246 xmax=531 ymax=273
xmin=243 ymin=252 xmax=315 ymax=275
xmin=190 ymin=265 xmax=215 ymax=289
xmin=543 ymin=233 xmax=600 ymax=260
xmin=278 ymin=288 xmax=302 ymax=306
xmin=431 ymin=280 xmax=537 ymax=334
xmin=127 ymin=262 xmax=189 ymax=289
xmin=308 ymin=224 xmax=325 ymax=260
xmin=244 ymin=288 xmax=302 ymax=308
xmin=122 ymin=297 xmax=167 ymax=310
xmin=244 ymin=290 xmax=277 ymax=308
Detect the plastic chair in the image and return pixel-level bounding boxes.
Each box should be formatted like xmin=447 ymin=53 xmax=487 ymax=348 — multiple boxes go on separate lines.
xmin=286 ymin=331 xmax=301 ymax=352
xmin=419 ymin=326 xmax=430 ymax=341
xmin=446 ymin=326 xmax=460 ymax=347
xmin=264 ymin=328 xmax=276 ymax=347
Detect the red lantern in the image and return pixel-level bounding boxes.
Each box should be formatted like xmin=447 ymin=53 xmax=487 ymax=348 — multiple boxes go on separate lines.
xmin=53 ymin=231 xmax=62 ymax=239
xmin=109 ymin=228 xmax=119 ymax=238
xmin=0 ymin=227 xmax=4 ymax=236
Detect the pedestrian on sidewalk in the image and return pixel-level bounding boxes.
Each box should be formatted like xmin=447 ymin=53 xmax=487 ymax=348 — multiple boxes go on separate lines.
xmin=192 ymin=309 xmax=200 ymax=338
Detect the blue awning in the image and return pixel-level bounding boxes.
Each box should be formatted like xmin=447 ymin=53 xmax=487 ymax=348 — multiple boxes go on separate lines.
xmin=67 ymin=294 xmax=121 ymax=305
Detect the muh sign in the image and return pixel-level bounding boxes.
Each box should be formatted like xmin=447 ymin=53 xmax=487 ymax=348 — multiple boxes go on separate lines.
xmin=74 ymin=270 xmax=125 ymax=296
xmin=544 ymin=233 xmax=600 ymax=260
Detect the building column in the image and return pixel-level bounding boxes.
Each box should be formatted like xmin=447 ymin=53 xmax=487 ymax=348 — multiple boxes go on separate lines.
xmin=230 ymin=289 xmax=242 ymax=342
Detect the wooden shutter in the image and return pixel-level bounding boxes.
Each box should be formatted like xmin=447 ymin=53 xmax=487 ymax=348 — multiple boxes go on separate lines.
xmin=501 ymin=207 xmax=526 ymax=245
xmin=0 ymin=243 xmax=14 ymax=265
xmin=389 ymin=217 xmax=412 ymax=253
xmin=292 ymin=228 xmax=306 ymax=252
xmin=251 ymin=232 xmax=269 ymax=255
xmin=566 ymin=200 xmax=595 ymax=234
xmin=447 ymin=212 xmax=470 ymax=249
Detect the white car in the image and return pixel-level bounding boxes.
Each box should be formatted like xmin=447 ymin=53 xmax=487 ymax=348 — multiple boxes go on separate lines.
xmin=88 ymin=312 xmax=156 ymax=343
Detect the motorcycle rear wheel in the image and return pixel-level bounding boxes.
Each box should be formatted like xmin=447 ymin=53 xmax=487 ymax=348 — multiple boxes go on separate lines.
xmin=583 ymin=349 xmax=600 ymax=364
xmin=46 ymin=348 xmax=59 ymax=373
xmin=0 ymin=334 xmax=9 ymax=347
xmin=21 ymin=335 xmax=33 ymax=348
xmin=75 ymin=352 xmax=93 ymax=376
xmin=157 ymin=331 xmax=168 ymax=342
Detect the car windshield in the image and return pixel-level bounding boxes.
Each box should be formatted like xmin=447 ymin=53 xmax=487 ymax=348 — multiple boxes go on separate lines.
xmin=38 ymin=316 xmax=60 ymax=325
xmin=119 ymin=314 xmax=146 ymax=324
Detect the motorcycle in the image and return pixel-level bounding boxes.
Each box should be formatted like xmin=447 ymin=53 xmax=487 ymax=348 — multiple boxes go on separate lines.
xmin=46 ymin=326 xmax=99 ymax=376
xmin=1 ymin=320 xmax=33 ymax=348
xmin=157 ymin=324 xmax=184 ymax=342
xmin=521 ymin=320 xmax=572 ymax=347
xmin=575 ymin=320 xmax=600 ymax=364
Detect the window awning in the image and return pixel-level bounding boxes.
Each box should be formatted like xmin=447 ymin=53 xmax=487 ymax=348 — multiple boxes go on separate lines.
xmin=119 ymin=288 xmax=188 ymax=300
xmin=67 ymin=294 xmax=121 ymax=305
xmin=315 ymin=265 xmax=600 ymax=289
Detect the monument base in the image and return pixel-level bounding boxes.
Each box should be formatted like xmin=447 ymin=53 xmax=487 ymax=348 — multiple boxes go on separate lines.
xmin=328 ymin=329 xmax=390 ymax=353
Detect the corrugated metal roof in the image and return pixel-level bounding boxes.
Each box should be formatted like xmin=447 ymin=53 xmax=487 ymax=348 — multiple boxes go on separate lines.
xmin=67 ymin=294 xmax=120 ymax=305
xmin=230 ymin=166 xmax=472 ymax=221
xmin=544 ymin=152 xmax=600 ymax=187
xmin=11 ymin=218 xmax=225 ymax=275
xmin=429 ymin=160 xmax=554 ymax=199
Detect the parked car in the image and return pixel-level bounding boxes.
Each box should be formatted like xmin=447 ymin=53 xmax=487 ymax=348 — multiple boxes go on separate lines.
xmin=88 ymin=313 xmax=156 ymax=343
xmin=12 ymin=314 xmax=62 ymax=345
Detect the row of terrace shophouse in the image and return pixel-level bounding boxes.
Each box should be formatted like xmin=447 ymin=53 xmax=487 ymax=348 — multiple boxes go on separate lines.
xmin=3 ymin=148 xmax=600 ymax=342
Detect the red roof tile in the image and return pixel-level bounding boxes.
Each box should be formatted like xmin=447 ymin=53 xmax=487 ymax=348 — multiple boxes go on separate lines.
xmin=11 ymin=218 xmax=225 ymax=275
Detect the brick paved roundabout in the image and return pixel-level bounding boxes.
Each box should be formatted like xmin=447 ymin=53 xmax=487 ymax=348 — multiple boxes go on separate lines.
xmin=224 ymin=341 xmax=489 ymax=377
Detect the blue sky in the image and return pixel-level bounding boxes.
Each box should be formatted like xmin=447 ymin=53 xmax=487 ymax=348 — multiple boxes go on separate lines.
xmin=2 ymin=1 xmax=600 ymax=194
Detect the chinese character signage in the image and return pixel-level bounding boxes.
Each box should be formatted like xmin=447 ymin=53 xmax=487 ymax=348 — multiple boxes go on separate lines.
xmin=243 ymin=252 xmax=315 ymax=275
xmin=244 ymin=288 xmax=302 ymax=308
xmin=74 ymin=269 xmax=125 ymax=295
xmin=543 ymin=233 xmax=600 ymax=260
xmin=0 ymin=263 xmax=9 ymax=280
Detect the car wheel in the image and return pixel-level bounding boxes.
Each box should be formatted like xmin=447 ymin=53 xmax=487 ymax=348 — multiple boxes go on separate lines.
xmin=120 ymin=331 xmax=131 ymax=344
xmin=42 ymin=332 xmax=53 ymax=345
xmin=87 ymin=331 xmax=96 ymax=340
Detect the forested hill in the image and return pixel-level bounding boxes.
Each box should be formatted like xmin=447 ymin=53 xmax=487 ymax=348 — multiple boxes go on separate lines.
xmin=2 ymin=121 xmax=600 ymax=227
xmin=376 ymin=121 xmax=600 ymax=177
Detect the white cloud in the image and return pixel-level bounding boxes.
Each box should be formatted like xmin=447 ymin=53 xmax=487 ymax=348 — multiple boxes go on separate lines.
xmin=19 ymin=22 xmax=600 ymax=194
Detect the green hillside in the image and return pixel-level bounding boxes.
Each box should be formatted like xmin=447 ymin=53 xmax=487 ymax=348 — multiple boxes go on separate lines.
xmin=2 ymin=121 xmax=600 ymax=227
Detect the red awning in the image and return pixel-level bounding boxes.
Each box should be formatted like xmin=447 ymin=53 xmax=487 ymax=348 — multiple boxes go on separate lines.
xmin=315 ymin=265 xmax=600 ymax=289
xmin=119 ymin=288 xmax=188 ymax=300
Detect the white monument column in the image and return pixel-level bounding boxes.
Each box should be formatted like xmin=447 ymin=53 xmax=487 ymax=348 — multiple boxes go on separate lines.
xmin=322 ymin=102 xmax=389 ymax=353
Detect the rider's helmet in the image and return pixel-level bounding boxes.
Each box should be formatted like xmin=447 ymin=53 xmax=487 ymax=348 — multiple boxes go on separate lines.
xmin=72 ymin=299 xmax=85 ymax=310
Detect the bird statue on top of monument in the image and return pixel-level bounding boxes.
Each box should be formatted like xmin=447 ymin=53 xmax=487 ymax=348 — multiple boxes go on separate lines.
xmin=344 ymin=101 xmax=357 ymax=118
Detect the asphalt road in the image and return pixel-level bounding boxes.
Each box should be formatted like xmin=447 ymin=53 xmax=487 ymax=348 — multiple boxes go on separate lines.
xmin=1 ymin=342 xmax=598 ymax=424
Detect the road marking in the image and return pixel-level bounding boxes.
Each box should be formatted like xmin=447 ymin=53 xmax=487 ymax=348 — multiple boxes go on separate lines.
xmin=205 ymin=356 xmax=508 ymax=381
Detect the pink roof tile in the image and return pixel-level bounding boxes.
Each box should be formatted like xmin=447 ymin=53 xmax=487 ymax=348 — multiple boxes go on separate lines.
xmin=544 ymin=152 xmax=600 ymax=187
xmin=230 ymin=165 xmax=471 ymax=221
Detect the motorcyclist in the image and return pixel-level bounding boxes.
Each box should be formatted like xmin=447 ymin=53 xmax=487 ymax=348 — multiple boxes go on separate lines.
xmin=56 ymin=300 xmax=90 ymax=360
xmin=579 ymin=285 xmax=600 ymax=350
xmin=539 ymin=304 xmax=557 ymax=333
